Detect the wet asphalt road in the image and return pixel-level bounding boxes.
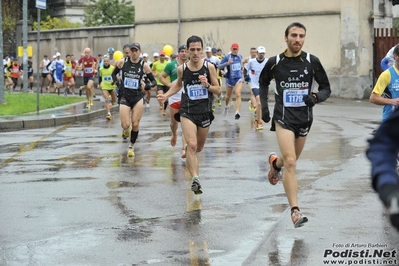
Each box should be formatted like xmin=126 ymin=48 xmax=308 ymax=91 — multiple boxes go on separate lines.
xmin=1 ymin=98 xmax=399 ymax=266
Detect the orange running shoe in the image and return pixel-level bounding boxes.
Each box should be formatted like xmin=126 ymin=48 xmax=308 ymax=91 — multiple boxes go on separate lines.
xmin=268 ymin=152 xmax=281 ymax=185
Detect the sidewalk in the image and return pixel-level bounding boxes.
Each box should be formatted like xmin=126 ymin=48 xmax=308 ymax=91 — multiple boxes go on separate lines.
xmin=0 ymin=95 xmax=119 ymax=132
xmin=0 ymin=88 xmax=259 ymax=132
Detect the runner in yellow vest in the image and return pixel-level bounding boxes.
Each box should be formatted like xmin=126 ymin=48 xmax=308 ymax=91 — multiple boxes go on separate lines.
xmin=99 ymin=55 xmax=117 ymax=120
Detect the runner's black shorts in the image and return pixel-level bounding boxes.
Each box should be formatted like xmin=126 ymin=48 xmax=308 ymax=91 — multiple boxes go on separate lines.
xmin=119 ymin=89 xmax=144 ymax=109
xmin=271 ymin=118 xmax=313 ymax=138
xmin=175 ymin=111 xmax=215 ymax=128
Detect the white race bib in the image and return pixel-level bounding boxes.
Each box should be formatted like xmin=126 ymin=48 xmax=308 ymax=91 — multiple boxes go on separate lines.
xmin=103 ymin=75 xmax=112 ymax=82
xmin=283 ymin=89 xmax=308 ymax=107
xmin=187 ymin=84 xmax=208 ymax=100
xmin=231 ymin=63 xmax=241 ymax=71
xmin=124 ymin=77 xmax=139 ymax=89
xmin=85 ymin=67 xmax=93 ymax=73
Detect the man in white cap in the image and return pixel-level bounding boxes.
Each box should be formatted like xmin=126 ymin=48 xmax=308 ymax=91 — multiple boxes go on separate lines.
xmin=204 ymin=46 xmax=221 ymax=110
xmin=245 ymin=46 xmax=268 ymax=130
xmin=48 ymin=52 xmax=65 ymax=94
xmin=142 ymin=53 xmax=152 ymax=107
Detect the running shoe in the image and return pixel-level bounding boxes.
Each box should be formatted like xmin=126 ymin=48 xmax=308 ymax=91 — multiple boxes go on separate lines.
xmin=223 ymin=107 xmax=229 ymax=116
xmin=216 ymin=99 xmax=222 ymax=106
xmin=106 ymin=113 xmax=112 ymax=120
xmin=212 ymin=105 xmax=216 ymax=112
xmin=159 ymin=105 xmax=163 ymax=110
xmin=127 ymin=146 xmax=135 ymax=157
xmin=162 ymin=109 xmax=166 ymax=116
xmin=249 ymin=100 xmax=256 ymax=111
xmin=79 ymin=88 xmax=82 ymax=96
xmin=291 ymin=209 xmax=308 ymax=228
xmin=191 ymin=178 xmax=203 ymax=194
xmin=235 ymin=113 xmax=240 ymax=120
xmin=268 ymin=152 xmax=281 ymax=185
xmin=257 ymin=123 xmax=264 ymax=130
xmin=146 ymin=103 xmax=150 ymax=108
xmin=90 ymin=101 xmax=93 ymax=106
xmin=86 ymin=103 xmax=90 ymax=109
xmin=122 ymin=125 xmax=132 ymax=139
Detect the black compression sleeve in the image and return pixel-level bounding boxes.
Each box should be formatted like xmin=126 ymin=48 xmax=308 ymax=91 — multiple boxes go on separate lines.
xmin=111 ymin=66 xmax=121 ymax=83
xmin=146 ymin=72 xmax=157 ymax=87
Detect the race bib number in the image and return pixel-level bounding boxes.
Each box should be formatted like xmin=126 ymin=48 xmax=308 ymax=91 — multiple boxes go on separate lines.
xmin=187 ymin=84 xmax=208 ymax=100
xmin=124 ymin=78 xmax=139 ymax=89
xmin=85 ymin=67 xmax=93 ymax=73
xmin=283 ymin=89 xmax=308 ymax=107
xmin=231 ymin=63 xmax=241 ymax=71
xmin=103 ymin=75 xmax=112 ymax=82
xmin=65 ymin=66 xmax=72 ymax=71
xmin=13 ymin=69 xmax=18 ymax=73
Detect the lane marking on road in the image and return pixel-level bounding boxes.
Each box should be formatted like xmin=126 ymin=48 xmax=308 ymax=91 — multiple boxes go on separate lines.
xmin=0 ymin=124 xmax=72 ymax=169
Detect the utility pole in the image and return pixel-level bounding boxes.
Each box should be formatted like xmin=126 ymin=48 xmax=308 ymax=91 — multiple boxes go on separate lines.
xmin=0 ymin=0 xmax=4 ymax=103
xmin=36 ymin=0 xmax=47 ymax=113
xmin=22 ymin=0 xmax=28 ymax=93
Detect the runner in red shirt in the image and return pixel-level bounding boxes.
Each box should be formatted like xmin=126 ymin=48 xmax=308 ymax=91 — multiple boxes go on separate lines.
xmin=77 ymin=47 xmax=98 ymax=108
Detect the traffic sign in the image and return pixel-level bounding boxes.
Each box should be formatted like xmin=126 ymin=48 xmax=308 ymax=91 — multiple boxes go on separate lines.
xmin=36 ymin=0 xmax=46 ymax=9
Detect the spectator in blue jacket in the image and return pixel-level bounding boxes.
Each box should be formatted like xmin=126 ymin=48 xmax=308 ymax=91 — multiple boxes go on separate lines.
xmin=366 ymin=107 xmax=399 ymax=231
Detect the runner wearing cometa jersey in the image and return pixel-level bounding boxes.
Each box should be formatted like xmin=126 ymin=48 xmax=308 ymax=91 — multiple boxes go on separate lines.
xmin=157 ymin=35 xmax=221 ymax=194
xmin=112 ymin=42 xmax=157 ymax=157
xmin=259 ymin=22 xmax=331 ymax=228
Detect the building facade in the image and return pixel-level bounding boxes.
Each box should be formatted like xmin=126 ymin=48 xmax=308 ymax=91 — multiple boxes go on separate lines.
xmin=25 ymin=0 xmax=398 ymax=98
xmin=133 ymin=0 xmax=374 ymax=99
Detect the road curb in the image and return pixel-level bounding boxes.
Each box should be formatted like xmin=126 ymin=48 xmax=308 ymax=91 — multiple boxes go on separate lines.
xmin=0 ymin=105 xmax=120 ymax=132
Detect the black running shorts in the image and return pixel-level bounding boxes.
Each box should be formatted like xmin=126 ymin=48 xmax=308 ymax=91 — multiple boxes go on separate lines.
xmin=177 ymin=111 xmax=215 ymax=128
xmin=272 ymin=119 xmax=313 ymax=138
xmin=119 ymin=91 xmax=144 ymax=109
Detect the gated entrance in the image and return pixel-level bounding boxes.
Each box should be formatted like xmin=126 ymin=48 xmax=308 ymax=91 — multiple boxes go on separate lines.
xmin=374 ymin=28 xmax=399 ymax=78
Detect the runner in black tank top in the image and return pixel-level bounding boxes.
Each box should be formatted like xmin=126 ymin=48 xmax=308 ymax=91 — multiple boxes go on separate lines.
xmin=157 ymin=35 xmax=221 ymax=195
xmin=112 ymin=42 xmax=157 ymax=157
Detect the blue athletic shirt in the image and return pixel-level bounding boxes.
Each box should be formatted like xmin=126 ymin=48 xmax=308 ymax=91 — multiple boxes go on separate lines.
xmin=220 ymin=53 xmax=243 ymax=79
xmin=382 ymin=67 xmax=399 ymax=121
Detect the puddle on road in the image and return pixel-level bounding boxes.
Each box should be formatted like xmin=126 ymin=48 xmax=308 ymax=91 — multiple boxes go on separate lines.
xmin=25 ymin=176 xmax=96 ymax=183
xmin=268 ymin=237 xmax=309 ymax=266
xmin=106 ymin=181 xmax=141 ymax=188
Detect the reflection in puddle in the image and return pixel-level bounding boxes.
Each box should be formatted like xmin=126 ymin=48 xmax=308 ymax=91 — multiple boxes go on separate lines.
xmin=25 ymin=176 xmax=95 ymax=183
xmin=268 ymin=237 xmax=308 ymax=266
xmin=106 ymin=181 xmax=141 ymax=188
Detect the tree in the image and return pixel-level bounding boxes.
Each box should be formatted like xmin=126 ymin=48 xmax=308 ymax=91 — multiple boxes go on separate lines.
xmin=33 ymin=16 xmax=81 ymax=30
xmin=2 ymin=0 xmax=21 ymax=55
xmin=83 ymin=0 xmax=135 ymax=27
xmin=2 ymin=0 xmax=60 ymax=55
